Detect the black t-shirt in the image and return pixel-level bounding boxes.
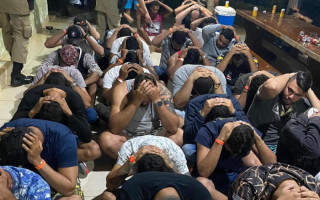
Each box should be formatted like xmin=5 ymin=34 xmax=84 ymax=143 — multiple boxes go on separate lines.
xmin=11 ymin=84 xmax=92 ymax=143
xmin=117 ymin=172 xmax=212 ymax=200
xmin=224 ymin=63 xmax=251 ymax=87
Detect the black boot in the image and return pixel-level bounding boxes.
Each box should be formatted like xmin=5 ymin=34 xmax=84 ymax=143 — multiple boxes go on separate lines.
xmin=11 ymin=62 xmax=33 ymax=87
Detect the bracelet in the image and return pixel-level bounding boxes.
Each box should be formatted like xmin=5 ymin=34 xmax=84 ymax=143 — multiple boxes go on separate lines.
xmin=202 ymin=55 xmax=207 ymax=59
xmin=235 ymin=35 xmax=240 ymax=40
xmin=215 ymin=138 xmax=224 ymax=146
xmin=129 ymin=155 xmax=136 ymax=163
xmin=63 ymin=29 xmax=67 ymax=35
xmin=35 ymin=159 xmax=46 ymax=170
xmin=71 ymin=82 xmax=77 ymax=87
xmin=244 ymin=85 xmax=249 ymax=91
xmin=133 ymin=32 xmax=139 ymax=37
xmin=84 ymin=34 xmax=88 ymax=39
xmin=117 ymin=77 xmax=123 ymax=83
xmin=117 ymin=58 xmax=124 ymax=64
xmin=178 ymin=57 xmax=184 ymax=62
xmin=169 ymin=28 xmax=173 ymax=34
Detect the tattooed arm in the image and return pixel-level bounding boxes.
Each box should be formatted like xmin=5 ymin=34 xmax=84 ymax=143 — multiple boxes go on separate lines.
xmin=148 ymin=82 xmax=179 ymax=134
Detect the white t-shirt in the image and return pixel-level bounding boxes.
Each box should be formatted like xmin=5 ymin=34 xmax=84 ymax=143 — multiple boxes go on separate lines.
xmin=103 ymin=65 xmax=151 ymax=89
xmin=110 ymin=36 xmax=153 ymax=66
xmin=117 ymin=135 xmax=189 ymax=174
xmin=192 ymin=27 xmax=204 ymax=46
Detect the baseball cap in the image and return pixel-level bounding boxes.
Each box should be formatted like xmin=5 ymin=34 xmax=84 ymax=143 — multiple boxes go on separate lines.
xmin=67 ymin=25 xmax=83 ymax=39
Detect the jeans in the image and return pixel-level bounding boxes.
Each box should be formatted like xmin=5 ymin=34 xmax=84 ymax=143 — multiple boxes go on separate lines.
xmin=182 ymin=144 xmax=197 ymax=163
xmin=154 ymin=66 xmax=168 ymax=83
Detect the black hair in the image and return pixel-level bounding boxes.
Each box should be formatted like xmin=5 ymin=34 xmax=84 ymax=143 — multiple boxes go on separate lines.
xmin=44 ymin=72 xmax=69 ymax=86
xmin=226 ymin=124 xmax=254 ymax=157
xmin=192 ymin=77 xmax=214 ymax=96
xmin=0 ymin=127 xmax=31 ymax=166
xmin=203 ymin=17 xmax=217 ymax=25
xmin=171 ymin=31 xmax=187 ymax=45
xmin=124 ymin=50 xmax=139 ymax=64
xmin=221 ymin=28 xmax=235 ymax=41
xmin=244 ymin=74 xmax=269 ymax=114
xmin=231 ymin=53 xmax=248 ymax=67
xmin=184 ymin=48 xmax=200 ymax=65
xmin=118 ymin=28 xmax=132 ymax=38
xmin=288 ymin=71 xmax=313 ymax=93
xmin=205 ymin=105 xmax=231 ymax=123
xmin=149 ymin=1 xmax=160 ymax=8
xmin=37 ymin=101 xmax=63 ymax=122
xmin=136 ymin=154 xmax=174 ymax=173
xmin=125 ymin=36 xmax=139 ymax=50
xmin=73 ymin=15 xmax=86 ymax=24
xmin=158 ymin=197 xmax=180 ymax=200
xmin=134 ymin=73 xmax=157 ymax=90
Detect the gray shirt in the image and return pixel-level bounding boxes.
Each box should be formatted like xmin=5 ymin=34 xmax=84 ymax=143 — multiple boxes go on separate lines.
xmin=172 ymin=64 xmax=227 ymax=96
xmin=202 ymin=24 xmax=235 ymax=66
xmin=159 ymin=36 xmax=192 ymax=68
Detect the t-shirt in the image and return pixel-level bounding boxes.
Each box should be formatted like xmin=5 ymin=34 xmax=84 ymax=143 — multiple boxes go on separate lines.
xmin=11 ymin=84 xmax=91 ymax=143
xmin=231 ymin=163 xmax=320 ymax=200
xmin=247 ymin=92 xmax=310 ymax=146
xmin=1 ymin=166 xmax=51 ymax=200
xmin=144 ymin=13 xmax=163 ymax=36
xmin=117 ymin=135 xmax=189 ymax=174
xmin=159 ymin=36 xmax=192 ymax=69
xmin=183 ymin=94 xmax=246 ymax=144
xmin=224 ymin=63 xmax=251 ymax=87
xmin=32 ymin=65 xmax=86 ymax=88
xmin=102 ymin=65 xmax=150 ymax=89
xmin=0 ymin=118 xmax=78 ymax=170
xmin=233 ymin=71 xmax=279 ymax=95
xmin=172 ymin=64 xmax=227 ymax=96
xmin=110 ymin=36 xmax=153 ymax=67
xmin=192 ymin=27 xmax=204 ymax=46
xmin=117 ymin=172 xmax=212 ymax=200
xmin=277 ymin=113 xmax=320 ymax=176
xmin=202 ymin=24 xmax=235 ymax=66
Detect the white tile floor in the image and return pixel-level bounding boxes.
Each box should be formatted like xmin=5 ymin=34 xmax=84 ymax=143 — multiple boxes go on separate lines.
xmin=0 ymin=16 xmax=162 ymax=199
xmin=0 ymin=14 xmax=244 ymax=199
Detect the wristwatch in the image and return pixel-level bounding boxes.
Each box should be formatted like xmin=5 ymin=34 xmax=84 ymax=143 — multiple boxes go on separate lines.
xmin=154 ymin=100 xmax=163 ymax=108
xmin=71 ymin=82 xmax=77 ymax=87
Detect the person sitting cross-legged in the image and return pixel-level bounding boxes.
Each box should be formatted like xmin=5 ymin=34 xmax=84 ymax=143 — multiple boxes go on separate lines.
xmin=99 ymin=73 xmax=183 ymax=159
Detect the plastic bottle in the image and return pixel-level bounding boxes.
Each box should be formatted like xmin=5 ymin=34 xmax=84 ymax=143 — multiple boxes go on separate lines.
xmin=280 ymin=9 xmax=285 ymax=18
xmin=272 ymin=5 xmax=277 ymax=14
xmin=225 ymin=1 xmax=229 ymax=8
xmin=252 ymin=7 xmax=258 ymax=17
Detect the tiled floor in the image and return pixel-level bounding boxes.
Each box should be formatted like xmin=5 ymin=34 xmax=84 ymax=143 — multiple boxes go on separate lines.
xmin=0 ymin=14 xmax=245 ymax=199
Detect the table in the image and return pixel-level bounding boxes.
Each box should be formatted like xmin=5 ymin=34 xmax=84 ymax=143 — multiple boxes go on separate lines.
xmin=237 ymin=9 xmax=320 ymax=95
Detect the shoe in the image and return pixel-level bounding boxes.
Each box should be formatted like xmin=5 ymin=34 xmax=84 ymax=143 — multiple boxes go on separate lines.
xmin=78 ymin=162 xmax=89 ymax=175
xmin=11 ymin=74 xmax=33 ymax=87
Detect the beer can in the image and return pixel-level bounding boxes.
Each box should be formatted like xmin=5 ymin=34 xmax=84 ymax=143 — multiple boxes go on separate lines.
xmin=280 ymin=9 xmax=285 ymax=18
xmin=252 ymin=7 xmax=258 ymax=17
xmin=272 ymin=5 xmax=277 ymax=14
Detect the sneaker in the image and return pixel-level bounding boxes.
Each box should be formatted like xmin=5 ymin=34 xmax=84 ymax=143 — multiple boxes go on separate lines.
xmin=78 ymin=162 xmax=89 ymax=175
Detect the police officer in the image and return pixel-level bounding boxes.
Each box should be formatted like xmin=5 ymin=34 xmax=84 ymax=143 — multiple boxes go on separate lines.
xmin=0 ymin=0 xmax=34 ymax=87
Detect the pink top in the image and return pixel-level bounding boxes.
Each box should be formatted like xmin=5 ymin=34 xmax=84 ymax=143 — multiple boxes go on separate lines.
xmin=144 ymin=13 xmax=163 ymax=36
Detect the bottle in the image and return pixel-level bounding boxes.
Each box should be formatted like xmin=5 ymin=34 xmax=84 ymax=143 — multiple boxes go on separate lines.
xmin=280 ymin=9 xmax=285 ymax=18
xmin=216 ymin=53 xmax=224 ymax=64
xmin=225 ymin=1 xmax=229 ymax=8
xmin=253 ymin=56 xmax=259 ymax=68
xmin=252 ymin=7 xmax=258 ymax=17
xmin=272 ymin=5 xmax=277 ymax=14
xmin=299 ymin=31 xmax=305 ymax=41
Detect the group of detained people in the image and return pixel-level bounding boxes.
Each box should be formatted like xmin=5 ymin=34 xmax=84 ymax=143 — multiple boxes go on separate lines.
xmin=1 ymin=0 xmax=320 ymax=199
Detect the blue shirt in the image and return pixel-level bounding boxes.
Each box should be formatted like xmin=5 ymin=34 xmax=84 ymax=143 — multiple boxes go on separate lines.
xmin=184 ymin=94 xmax=246 ymax=144
xmin=1 ymin=166 xmax=51 ymax=200
xmin=0 ymin=118 xmax=78 ymax=170
xmin=195 ymin=117 xmax=246 ymax=173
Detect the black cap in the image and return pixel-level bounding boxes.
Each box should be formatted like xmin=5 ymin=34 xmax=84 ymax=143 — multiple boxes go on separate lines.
xmin=67 ymin=25 xmax=83 ymax=39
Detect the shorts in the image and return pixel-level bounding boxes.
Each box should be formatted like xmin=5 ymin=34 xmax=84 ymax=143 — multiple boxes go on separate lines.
xmin=124 ymin=0 xmax=138 ymax=10
xmin=124 ymin=127 xmax=163 ymax=138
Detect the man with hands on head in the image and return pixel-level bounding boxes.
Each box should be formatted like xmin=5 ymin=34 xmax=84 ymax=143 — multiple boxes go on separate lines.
xmin=195 ymin=119 xmax=276 ymax=194
xmin=100 ymin=135 xmax=189 ymax=199
xmin=216 ymin=43 xmax=258 ymax=87
xmin=99 ymin=73 xmax=183 ymax=159
xmin=0 ymin=120 xmax=82 ymax=199
xmin=173 ymin=65 xmax=227 ymax=109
